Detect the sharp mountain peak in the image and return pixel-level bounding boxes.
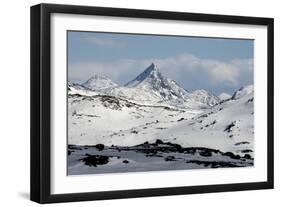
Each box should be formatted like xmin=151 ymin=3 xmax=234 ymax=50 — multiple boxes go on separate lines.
xmin=124 ymin=63 xmax=164 ymax=87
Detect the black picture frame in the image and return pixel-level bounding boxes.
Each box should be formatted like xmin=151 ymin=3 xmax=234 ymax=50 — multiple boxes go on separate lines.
xmin=30 ymin=3 xmax=274 ymax=204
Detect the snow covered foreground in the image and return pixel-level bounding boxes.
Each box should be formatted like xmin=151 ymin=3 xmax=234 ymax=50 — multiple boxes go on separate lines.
xmin=68 ymin=63 xmax=254 ymax=174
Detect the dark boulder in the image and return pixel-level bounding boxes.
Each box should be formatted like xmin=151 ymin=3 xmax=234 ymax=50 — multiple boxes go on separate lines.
xmin=224 ymin=152 xmax=240 ymax=160
xmin=95 ymin=144 xmax=105 ymax=151
xmin=243 ymin=154 xmax=252 ymax=159
xmin=80 ymin=155 xmax=109 ymax=167
xmin=165 ymin=156 xmax=176 ymax=161
xmin=155 ymin=139 xmax=164 ymax=145
xmin=199 ymin=150 xmax=212 ymax=157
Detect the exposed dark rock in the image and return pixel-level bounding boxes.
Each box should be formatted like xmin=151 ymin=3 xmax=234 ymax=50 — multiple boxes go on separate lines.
xmin=241 ymin=149 xmax=253 ymax=153
xmin=224 ymin=121 xmax=236 ymax=133
xmin=186 ymin=160 xmax=240 ymax=168
xmin=223 ymin=152 xmax=240 ymax=160
xmin=210 ymin=120 xmax=217 ymax=125
xmin=68 ymin=145 xmax=82 ymax=150
xmin=243 ymin=154 xmax=252 ymax=159
xmin=95 ymin=144 xmax=105 ymax=151
xmin=101 ymin=96 xmax=122 ymax=110
xmin=71 ymin=141 xmax=253 ymax=171
xmin=198 ymin=114 xmax=208 ymax=118
xmin=155 ymin=139 xmax=164 ymax=145
xmin=234 ymin=141 xmax=250 ymax=146
xmin=146 ymin=153 xmax=163 ymax=157
xmin=80 ymin=155 xmax=109 ymax=167
xmin=247 ymin=97 xmax=254 ymax=103
xmin=183 ymin=148 xmax=196 ymax=154
xmin=125 ymin=103 xmax=133 ymax=108
xmin=174 ymin=144 xmax=183 ymax=152
xmin=165 ymin=156 xmax=176 ymax=161
xmin=199 ymin=150 xmax=212 ymax=157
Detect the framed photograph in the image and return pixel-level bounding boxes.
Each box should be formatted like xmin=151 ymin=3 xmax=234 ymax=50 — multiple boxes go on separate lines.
xmin=30 ymin=3 xmax=274 ymax=203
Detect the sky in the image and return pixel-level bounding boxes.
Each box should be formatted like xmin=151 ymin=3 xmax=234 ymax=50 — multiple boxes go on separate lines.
xmin=68 ymin=31 xmax=254 ymax=95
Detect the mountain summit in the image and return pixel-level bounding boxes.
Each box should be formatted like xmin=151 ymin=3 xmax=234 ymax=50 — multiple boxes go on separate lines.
xmin=231 ymin=85 xmax=254 ymax=100
xmin=82 ymin=75 xmax=118 ymax=91
xmin=125 ymin=63 xmax=190 ymax=101
xmin=218 ymin=92 xmax=231 ymax=101
xmin=125 ymin=63 xmax=161 ymax=87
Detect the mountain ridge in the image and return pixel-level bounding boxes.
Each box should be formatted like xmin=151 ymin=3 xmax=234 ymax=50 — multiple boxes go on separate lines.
xmin=70 ymin=63 xmax=254 ymax=109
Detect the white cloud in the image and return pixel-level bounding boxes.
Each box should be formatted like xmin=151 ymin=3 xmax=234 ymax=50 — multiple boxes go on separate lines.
xmin=84 ymin=36 xmax=124 ymax=47
xmin=69 ymin=53 xmax=253 ymax=95
xmin=154 ymin=55 xmax=246 ymax=86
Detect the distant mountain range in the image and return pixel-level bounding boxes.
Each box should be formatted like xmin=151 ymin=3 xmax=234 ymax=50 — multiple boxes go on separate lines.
xmin=69 ymin=63 xmax=224 ymax=109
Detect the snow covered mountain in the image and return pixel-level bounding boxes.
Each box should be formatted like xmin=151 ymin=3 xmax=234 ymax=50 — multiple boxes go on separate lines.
xmin=219 ymin=92 xmax=231 ymax=101
xmin=82 ymin=75 xmax=119 ymax=91
xmin=68 ymin=81 xmax=98 ymax=96
xmin=68 ymin=82 xmax=85 ymax=91
xmin=125 ymin=63 xmax=189 ymax=100
xmin=69 ymin=63 xmax=233 ymax=110
xmin=231 ymin=85 xmax=254 ymax=100
xmin=78 ymin=63 xmax=219 ymax=109
xmin=153 ymin=88 xmax=254 ymax=156
xmin=190 ymin=89 xmax=220 ymax=107
xmin=121 ymin=63 xmax=200 ymax=108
